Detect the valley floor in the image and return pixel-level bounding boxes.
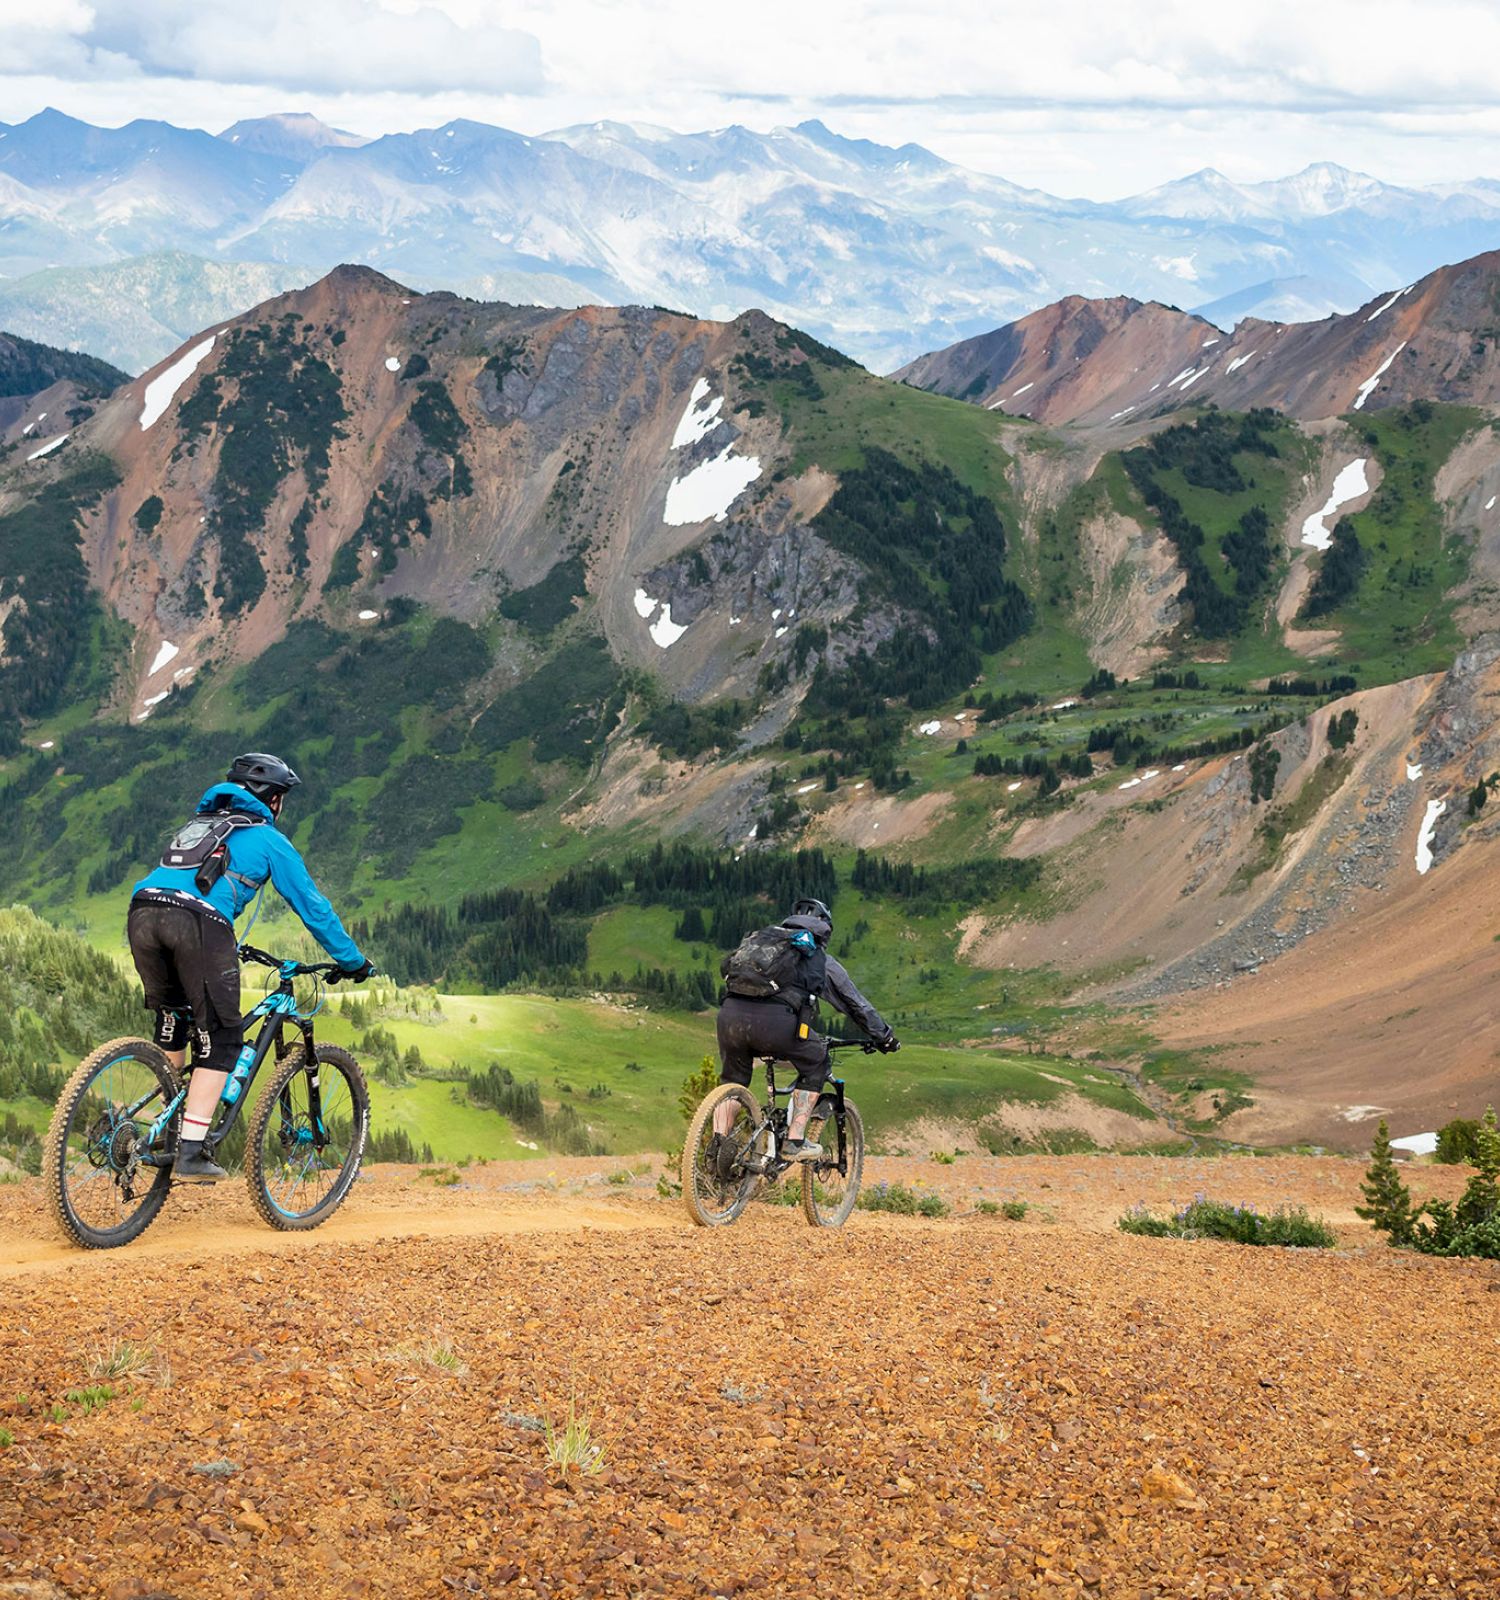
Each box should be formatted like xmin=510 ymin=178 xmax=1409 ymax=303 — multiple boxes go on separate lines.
xmin=0 ymin=1157 xmax=1494 ymax=1599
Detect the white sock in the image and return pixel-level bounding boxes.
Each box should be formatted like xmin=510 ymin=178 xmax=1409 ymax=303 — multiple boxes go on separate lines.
xmin=180 ymin=1115 xmax=211 ymax=1143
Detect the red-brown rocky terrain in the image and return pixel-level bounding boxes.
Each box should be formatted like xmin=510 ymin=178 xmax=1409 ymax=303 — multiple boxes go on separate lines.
xmin=1 ymin=1156 xmax=1494 ymax=1600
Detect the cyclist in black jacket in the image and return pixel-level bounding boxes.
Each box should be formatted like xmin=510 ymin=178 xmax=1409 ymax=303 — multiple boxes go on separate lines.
xmin=715 ymin=897 xmax=898 ymax=1161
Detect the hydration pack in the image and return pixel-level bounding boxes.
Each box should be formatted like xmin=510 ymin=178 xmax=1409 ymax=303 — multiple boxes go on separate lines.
xmin=721 ymin=924 xmax=827 ymax=1002
xmin=160 ymin=810 xmax=263 ymax=895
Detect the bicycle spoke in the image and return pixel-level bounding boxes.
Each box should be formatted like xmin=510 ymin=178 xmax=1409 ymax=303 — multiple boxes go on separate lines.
xmin=52 ymin=1048 xmax=174 ymax=1242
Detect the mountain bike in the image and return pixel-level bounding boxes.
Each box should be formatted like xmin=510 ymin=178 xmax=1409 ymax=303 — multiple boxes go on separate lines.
xmin=42 ymin=945 xmax=371 ymax=1250
xmin=681 ymin=1039 xmax=871 ymax=1229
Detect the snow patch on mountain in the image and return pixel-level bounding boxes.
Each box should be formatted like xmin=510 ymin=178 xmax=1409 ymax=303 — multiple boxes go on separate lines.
xmin=649 ymin=605 xmax=689 ymax=648
xmin=664 ymin=445 xmax=761 ymax=525
xmin=141 ymin=335 xmax=216 ymax=430
xmin=1353 ymin=342 xmax=1407 ymax=410
xmin=1302 ymin=459 xmax=1370 ymax=550
xmin=1366 ymin=286 xmax=1412 ymax=322
xmin=1416 ymin=798 xmax=1445 ymax=874
xmin=671 ymin=378 xmax=724 ymax=447
xmin=148 ymin=641 xmax=179 ymax=676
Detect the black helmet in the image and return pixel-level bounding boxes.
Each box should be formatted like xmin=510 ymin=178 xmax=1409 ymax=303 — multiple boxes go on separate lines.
xmin=790 ymin=896 xmax=832 ymax=933
xmin=227 ymin=751 xmax=302 ymax=801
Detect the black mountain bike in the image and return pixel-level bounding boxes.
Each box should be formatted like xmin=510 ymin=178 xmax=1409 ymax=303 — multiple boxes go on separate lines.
xmin=682 ymin=1039 xmax=871 ymax=1229
xmin=42 ymin=945 xmax=371 ymax=1250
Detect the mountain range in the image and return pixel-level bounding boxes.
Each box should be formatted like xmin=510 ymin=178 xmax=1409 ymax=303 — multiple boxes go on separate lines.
xmin=4 ymin=108 xmax=1500 ymax=374
xmin=5 ymin=245 xmax=1500 ymax=1143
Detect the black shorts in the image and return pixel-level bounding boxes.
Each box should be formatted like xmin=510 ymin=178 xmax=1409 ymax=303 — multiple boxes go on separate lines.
xmin=716 ymin=995 xmax=830 ymax=1093
xmin=127 ymin=893 xmax=242 ymax=1065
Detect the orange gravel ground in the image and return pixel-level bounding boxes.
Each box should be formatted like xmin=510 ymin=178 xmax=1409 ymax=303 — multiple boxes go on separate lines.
xmin=1 ymin=1155 xmax=1496 ymax=1600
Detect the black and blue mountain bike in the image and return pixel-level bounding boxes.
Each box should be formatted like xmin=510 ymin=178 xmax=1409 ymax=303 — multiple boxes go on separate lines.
xmin=42 ymin=945 xmax=371 ymax=1250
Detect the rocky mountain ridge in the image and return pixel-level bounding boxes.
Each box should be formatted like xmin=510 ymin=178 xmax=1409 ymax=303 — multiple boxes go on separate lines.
xmin=898 ymin=250 xmax=1500 ymax=425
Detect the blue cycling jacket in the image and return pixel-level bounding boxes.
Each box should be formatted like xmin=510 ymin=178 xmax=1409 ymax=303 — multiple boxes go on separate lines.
xmin=133 ymin=782 xmax=366 ymax=969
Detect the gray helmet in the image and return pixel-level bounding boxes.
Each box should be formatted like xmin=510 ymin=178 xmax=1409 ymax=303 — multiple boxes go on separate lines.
xmin=227 ymin=751 xmax=302 ymax=802
xmin=790 ymin=896 xmax=832 ymax=933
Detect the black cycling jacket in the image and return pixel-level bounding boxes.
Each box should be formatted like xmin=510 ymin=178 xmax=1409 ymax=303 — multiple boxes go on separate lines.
xmin=781 ymin=914 xmax=890 ymax=1040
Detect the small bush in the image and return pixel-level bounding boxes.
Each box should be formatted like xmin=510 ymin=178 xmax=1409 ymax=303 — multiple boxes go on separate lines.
xmin=858 ymin=1181 xmax=950 ymax=1219
xmin=1118 ymin=1198 xmax=1335 ymax=1248
xmin=1436 ymin=1118 xmax=1482 ymax=1165
xmin=1000 ymin=1200 xmax=1029 ymax=1221
xmin=975 ymin=1200 xmax=1000 ymax=1216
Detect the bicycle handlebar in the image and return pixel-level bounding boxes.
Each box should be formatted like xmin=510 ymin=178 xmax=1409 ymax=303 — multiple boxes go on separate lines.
xmin=238 ymin=944 xmax=345 ymax=980
xmin=828 ymin=1038 xmax=879 ymax=1053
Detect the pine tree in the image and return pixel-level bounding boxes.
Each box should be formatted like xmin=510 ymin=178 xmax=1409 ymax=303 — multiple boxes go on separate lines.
xmin=1356 ymin=1120 xmax=1414 ymax=1244
xmin=1475 ymin=1107 xmax=1500 ymax=1181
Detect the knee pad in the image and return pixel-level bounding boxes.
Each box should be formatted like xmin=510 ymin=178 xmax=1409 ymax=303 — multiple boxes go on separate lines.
xmin=151 ymin=1008 xmax=193 ymax=1051
xmin=194 ymin=1021 xmax=244 ymax=1075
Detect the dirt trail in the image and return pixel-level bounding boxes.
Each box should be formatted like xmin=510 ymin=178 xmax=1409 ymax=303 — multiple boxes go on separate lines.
xmin=0 ymin=1194 xmax=672 ymax=1280
xmin=0 ymin=1159 xmax=1494 ymax=1600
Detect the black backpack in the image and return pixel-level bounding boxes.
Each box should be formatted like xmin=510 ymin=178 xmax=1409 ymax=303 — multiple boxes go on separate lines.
xmin=721 ymin=924 xmax=827 ymax=1002
xmin=160 ymin=811 xmax=264 ymax=894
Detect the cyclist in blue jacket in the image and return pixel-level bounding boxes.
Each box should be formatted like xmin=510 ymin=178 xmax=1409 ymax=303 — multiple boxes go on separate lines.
xmin=128 ymin=752 xmax=373 ymax=1183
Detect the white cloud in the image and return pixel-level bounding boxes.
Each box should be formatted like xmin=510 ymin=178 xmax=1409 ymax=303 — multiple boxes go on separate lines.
xmin=36 ymin=0 xmax=544 ymax=96
xmin=5 ymin=0 xmax=1500 ymax=197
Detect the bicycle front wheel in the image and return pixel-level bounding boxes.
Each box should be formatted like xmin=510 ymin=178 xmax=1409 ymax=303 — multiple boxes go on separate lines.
xmin=43 ymin=1039 xmax=180 ymax=1249
xmin=802 ymin=1097 xmax=864 ymax=1228
xmin=682 ymin=1083 xmax=761 ymax=1228
xmin=245 ymin=1044 xmax=369 ymax=1231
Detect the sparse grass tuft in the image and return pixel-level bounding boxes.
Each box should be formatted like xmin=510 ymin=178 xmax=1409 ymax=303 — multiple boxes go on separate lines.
xmin=1000 ymin=1200 xmax=1030 ymax=1221
xmin=544 ymin=1400 xmax=605 ymax=1475
xmin=87 ymin=1339 xmax=170 ymax=1386
xmin=64 ymin=1385 xmax=116 ymax=1414
xmin=606 ymin=1169 xmax=632 ymax=1186
xmin=389 ymin=1337 xmax=468 ymax=1376
xmin=0 ymin=1426 xmax=12 ymax=1448
xmin=975 ymin=1200 xmax=1000 ymax=1216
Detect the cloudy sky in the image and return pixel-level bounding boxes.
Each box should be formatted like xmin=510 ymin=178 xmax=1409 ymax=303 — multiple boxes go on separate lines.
xmin=6 ymin=0 xmax=1500 ymax=196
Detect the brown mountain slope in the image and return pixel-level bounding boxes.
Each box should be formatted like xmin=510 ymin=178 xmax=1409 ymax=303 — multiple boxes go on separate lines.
xmin=960 ymin=635 xmax=1500 ymax=1143
xmin=901 ymin=247 xmax=1500 ymax=426
xmin=38 ymin=266 xmax=876 ymax=721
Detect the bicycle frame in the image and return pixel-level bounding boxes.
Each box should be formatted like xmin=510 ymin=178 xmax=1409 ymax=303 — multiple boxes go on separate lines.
xmin=132 ymin=955 xmax=330 ymax=1167
xmin=754 ymin=1039 xmax=862 ymax=1177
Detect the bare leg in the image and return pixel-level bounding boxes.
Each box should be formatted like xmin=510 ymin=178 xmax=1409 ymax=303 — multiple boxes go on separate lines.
xmin=713 ymin=1097 xmax=739 ymax=1135
xmin=179 ymin=1069 xmax=228 ymax=1144
xmin=163 ymin=1048 xmax=186 ymax=1078
xmin=787 ymin=1088 xmax=820 ymax=1142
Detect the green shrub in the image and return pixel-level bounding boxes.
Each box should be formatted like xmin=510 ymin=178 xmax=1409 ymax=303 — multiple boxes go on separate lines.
xmin=1118 ymin=1197 xmax=1336 ymax=1248
xmin=857 ymin=1181 xmax=950 ymax=1219
xmin=1436 ymin=1118 xmax=1482 ymax=1165
xmin=1000 ymin=1200 xmax=1029 ymax=1221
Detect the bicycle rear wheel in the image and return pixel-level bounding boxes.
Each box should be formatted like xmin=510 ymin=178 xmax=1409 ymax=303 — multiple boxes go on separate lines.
xmin=682 ymin=1083 xmax=760 ymax=1227
xmin=801 ymin=1097 xmax=864 ymax=1228
xmin=245 ymin=1044 xmax=369 ymax=1231
xmin=43 ymin=1039 xmax=180 ymax=1249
